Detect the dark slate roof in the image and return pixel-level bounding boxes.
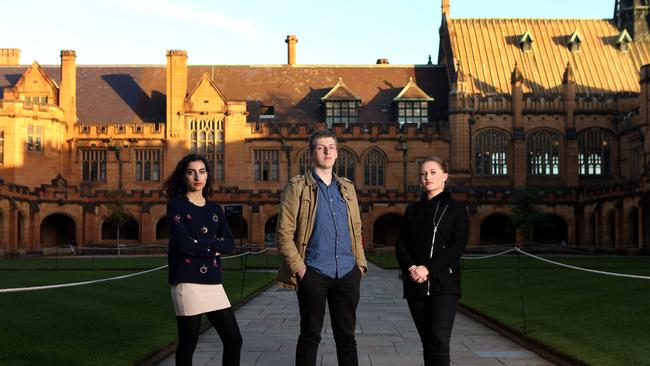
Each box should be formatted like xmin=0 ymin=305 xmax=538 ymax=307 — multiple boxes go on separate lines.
xmin=0 ymin=64 xmax=449 ymax=124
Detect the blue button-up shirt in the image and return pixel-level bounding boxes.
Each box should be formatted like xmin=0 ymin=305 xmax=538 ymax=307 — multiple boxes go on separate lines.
xmin=304 ymin=170 xmax=355 ymax=278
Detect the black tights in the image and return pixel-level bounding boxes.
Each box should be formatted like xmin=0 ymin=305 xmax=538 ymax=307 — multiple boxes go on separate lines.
xmin=175 ymin=307 xmax=242 ymax=366
xmin=407 ymin=295 xmax=458 ymax=366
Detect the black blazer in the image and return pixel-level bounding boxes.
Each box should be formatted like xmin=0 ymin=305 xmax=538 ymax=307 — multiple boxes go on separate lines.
xmin=395 ymin=191 xmax=469 ymax=298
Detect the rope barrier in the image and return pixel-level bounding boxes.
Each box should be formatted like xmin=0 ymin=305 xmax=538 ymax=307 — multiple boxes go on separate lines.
xmin=461 ymin=247 xmax=517 ymax=259
xmin=0 ymin=265 xmax=168 ymax=294
xmin=515 ymin=248 xmax=650 ymax=280
xmin=0 ymin=249 xmax=274 ymax=294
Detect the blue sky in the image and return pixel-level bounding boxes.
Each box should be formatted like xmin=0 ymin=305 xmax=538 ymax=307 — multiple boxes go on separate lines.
xmin=9 ymin=0 xmax=614 ymax=65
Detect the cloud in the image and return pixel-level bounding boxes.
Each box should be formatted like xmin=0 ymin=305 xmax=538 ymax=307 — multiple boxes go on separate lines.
xmin=118 ymin=0 xmax=260 ymax=39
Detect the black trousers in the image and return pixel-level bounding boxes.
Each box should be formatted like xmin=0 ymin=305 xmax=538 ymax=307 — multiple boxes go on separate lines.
xmin=407 ymin=295 xmax=458 ymax=366
xmin=175 ymin=307 xmax=242 ymax=366
xmin=296 ymin=267 xmax=362 ymax=366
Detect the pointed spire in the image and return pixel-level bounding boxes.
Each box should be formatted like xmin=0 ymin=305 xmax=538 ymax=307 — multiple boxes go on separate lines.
xmin=427 ymin=55 xmax=433 ymax=65
xmin=442 ymin=0 xmax=450 ymax=17
xmin=456 ymin=59 xmax=467 ymax=83
xmin=511 ymin=62 xmax=523 ymax=84
xmin=563 ymin=62 xmax=575 ymax=84
xmin=452 ymin=59 xmax=468 ymax=93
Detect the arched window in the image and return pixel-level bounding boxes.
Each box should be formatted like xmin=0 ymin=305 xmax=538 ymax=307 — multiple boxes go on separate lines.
xmin=297 ymin=146 xmax=356 ymax=180
xmin=474 ymin=130 xmax=509 ymax=176
xmin=189 ymin=118 xmax=225 ymax=180
xmin=335 ymin=147 xmax=356 ymax=180
xmin=527 ymin=130 xmax=560 ymax=176
xmin=578 ymin=128 xmax=611 ymax=176
xmin=364 ymin=148 xmax=386 ymax=186
xmin=298 ymin=149 xmax=311 ymax=176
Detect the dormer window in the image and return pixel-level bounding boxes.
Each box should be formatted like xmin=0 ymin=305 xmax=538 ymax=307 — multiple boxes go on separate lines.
xmin=519 ymin=31 xmax=534 ymax=52
xmin=321 ymin=78 xmax=361 ymax=127
xmin=259 ymin=105 xmax=275 ymax=119
xmin=568 ymin=31 xmax=582 ymax=52
xmin=616 ymin=29 xmax=632 ymax=52
xmin=393 ymin=77 xmax=434 ymax=127
xmin=325 ymin=101 xmax=359 ymax=126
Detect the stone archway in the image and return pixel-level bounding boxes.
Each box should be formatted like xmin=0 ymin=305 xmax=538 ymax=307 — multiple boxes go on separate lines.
xmin=264 ymin=215 xmax=278 ymax=247
xmin=227 ymin=216 xmax=248 ymax=241
xmin=626 ymin=207 xmax=639 ymax=248
xmin=532 ymin=214 xmax=568 ymax=244
xmin=40 ymin=214 xmax=76 ymax=248
xmin=156 ymin=216 xmax=170 ymax=240
xmin=480 ymin=214 xmax=515 ymax=245
xmin=372 ymin=213 xmax=402 ymax=247
xmin=605 ymin=210 xmax=616 ymax=248
xmin=101 ymin=216 xmax=139 ymax=240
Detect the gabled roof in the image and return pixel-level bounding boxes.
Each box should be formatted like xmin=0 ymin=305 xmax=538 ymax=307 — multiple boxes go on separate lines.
xmin=568 ymin=30 xmax=583 ymax=45
xmin=321 ymin=78 xmax=362 ymax=101
xmin=0 ymin=64 xmax=449 ymax=124
xmin=443 ymin=18 xmax=650 ymax=94
xmin=394 ymin=77 xmax=434 ymax=101
xmin=186 ymin=73 xmax=228 ymax=103
xmin=520 ymin=30 xmax=535 ymax=44
xmin=11 ymin=61 xmax=59 ymax=95
xmin=617 ymin=29 xmax=633 ymax=44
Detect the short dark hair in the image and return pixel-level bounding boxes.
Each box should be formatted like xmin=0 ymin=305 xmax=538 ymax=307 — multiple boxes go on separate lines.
xmin=419 ymin=156 xmax=448 ymax=173
xmin=162 ymin=154 xmax=214 ymax=199
xmin=308 ymin=129 xmax=338 ymax=152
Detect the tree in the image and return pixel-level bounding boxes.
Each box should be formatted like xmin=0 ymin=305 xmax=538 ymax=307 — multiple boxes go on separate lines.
xmin=509 ymin=189 xmax=549 ymax=244
xmin=104 ymin=190 xmax=129 ymax=256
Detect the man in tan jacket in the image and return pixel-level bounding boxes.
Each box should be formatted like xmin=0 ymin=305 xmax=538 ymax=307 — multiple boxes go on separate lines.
xmin=277 ymin=129 xmax=367 ymax=366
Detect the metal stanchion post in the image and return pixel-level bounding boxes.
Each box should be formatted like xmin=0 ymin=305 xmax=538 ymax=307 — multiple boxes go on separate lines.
xmin=517 ymin=248 xmax=528 ymax=335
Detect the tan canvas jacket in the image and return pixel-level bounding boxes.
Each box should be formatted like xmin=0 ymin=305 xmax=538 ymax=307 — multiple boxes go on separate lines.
xmin=276 ymin=171 xmax=367 ymax=289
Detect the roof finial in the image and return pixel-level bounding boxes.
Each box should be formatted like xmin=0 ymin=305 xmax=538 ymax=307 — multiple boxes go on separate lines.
xmin=511 ymin=62 xmax=523 ymax=84
xmin=563 ymin=62 xmax=575 ymax=84
xmin=442 ymin=0 xmax=450 ymax=17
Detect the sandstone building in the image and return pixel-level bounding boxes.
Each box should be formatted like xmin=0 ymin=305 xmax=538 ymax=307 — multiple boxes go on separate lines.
xmin=1 ymin=0 xmax=650 ymax=252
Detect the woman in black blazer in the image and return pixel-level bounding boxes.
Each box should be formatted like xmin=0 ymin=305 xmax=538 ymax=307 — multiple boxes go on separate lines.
xmin=395 ymin=156 xmax=469 ymax=366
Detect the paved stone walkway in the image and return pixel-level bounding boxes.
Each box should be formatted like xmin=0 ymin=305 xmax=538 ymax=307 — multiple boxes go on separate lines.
xmin=159 ymin=263 xmax=552 ymax=365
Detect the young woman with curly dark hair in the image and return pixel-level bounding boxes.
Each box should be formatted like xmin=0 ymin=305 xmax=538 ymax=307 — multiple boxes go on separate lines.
xmin=163 ymin=154 xmax=242 ymax=366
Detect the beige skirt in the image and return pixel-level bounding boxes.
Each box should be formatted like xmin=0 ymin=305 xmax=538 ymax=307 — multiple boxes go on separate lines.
xmin=171 ymin=283 xmax=231 ymax=316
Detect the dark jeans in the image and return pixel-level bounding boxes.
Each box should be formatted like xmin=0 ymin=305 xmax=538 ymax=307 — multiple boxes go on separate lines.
xmin=407 ymin=295 xmax=458 ymax=366
xmin=296 ymin=266 xmax=362 ymax=366
xmin=176 ymin=307 xmax=242 ymax=366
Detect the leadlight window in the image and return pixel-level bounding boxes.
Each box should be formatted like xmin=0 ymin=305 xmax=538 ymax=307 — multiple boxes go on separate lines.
xmin=135 ymin=149 xmax=161 ymax=182
xmin=298 ymin=146 xmax=356 ymax=180
xmin=474 ymin=130 xmax=509 ymax=176
xmin=364 ymin=148 xmax=386 ymax=186
xmin=398 ymin=101 xmax=428 ymax=126
xmin=27 ymin=124 xmax=43 ymax=152
xmin=189 ymin=118 xmax=224 ymax=180
xmin=527 ymin=131 xmax=560 ymax=176
xmin=82 ymin=149 xmax=107 ymax=182
xmin=254 ymin=149 xmax=279 ymax=181
xmin=578 ymin=129 xmax=611 ymax=176
xmin=325 ymin=101 xmax=358 ymax=127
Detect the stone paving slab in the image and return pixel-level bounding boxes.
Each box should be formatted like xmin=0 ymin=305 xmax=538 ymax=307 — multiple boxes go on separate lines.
xmin=158 ymin=263 xmax=553 ymax=365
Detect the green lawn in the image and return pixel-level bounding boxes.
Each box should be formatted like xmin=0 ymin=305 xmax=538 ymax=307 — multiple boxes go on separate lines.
xmin=366 ymin=252 xmax=650 ymax=366
xmin=0 ymin=255 xmax=275 ymax=366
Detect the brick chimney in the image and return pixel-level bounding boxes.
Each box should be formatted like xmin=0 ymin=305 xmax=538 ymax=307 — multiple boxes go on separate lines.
xmin=286 ymin=35 xmax=298 ymax=65
xmin=0 ymin=49 xmax=20 ymax=65
xmin=59 ymin=50 xmax=77 ymax=131
xmin=376 ymin=58 xmax=389 ymax=64
xmin=166 ymin=50 xmax=188 ymax=140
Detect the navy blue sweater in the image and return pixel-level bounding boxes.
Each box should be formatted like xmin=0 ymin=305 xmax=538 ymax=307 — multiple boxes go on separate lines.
xmin=167 ymin=197 xmax=235 ymax=285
